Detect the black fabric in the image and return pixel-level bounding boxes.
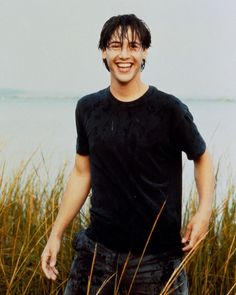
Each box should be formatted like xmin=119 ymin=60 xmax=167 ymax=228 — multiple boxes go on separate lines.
xmin=75 ymin=86 xmax=206 ymax=256
xmin=64 ymin=230 xmax=189 ymax=295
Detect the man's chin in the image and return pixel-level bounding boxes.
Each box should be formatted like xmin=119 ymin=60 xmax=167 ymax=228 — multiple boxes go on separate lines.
xmin=111 ymin=72 xmax=135 ymax=84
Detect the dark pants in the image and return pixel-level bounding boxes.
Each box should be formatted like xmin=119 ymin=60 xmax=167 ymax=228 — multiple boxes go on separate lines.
xmin=64 ymin=230 xmax=188 ymax=295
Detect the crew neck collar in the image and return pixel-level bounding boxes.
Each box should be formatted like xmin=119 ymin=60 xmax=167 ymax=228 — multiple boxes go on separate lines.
xmin=106 ymin=85 xmax=154 ymax=106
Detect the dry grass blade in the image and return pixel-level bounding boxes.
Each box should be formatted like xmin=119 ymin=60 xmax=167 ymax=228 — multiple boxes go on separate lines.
xmin=86 ymin=242 xmax=98 ymax=295
xmin=22 ymin=261 xmax=41 ymax=295
xmin=127 ymin=201 xmax=166 ymax=295
xmin=95 ymin=273 xmax=117 ymax=295
xmin=226 ymin=281 xmax=236 ymax=295
xmin=160 ymin=231 xmax=209 ymax=295
xmin=114 ymin=252 xmax=131 ymax=295
xmin=0 ymin=161 xmax=6 ymax=188
xmin=223 ymin=233 xmax=236 ymax=276
xmin=7 ymin=241 xmax=26 ymax=293
xmin=0 ymin=254 xmax=9 ymax=289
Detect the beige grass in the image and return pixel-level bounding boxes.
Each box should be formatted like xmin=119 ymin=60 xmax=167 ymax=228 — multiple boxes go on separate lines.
xmin=0 ymin=157 xmax=235 ymax=295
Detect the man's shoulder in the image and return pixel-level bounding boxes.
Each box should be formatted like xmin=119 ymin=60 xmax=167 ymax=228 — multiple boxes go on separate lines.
xmin=152 ymin=87 xmax=188 ymax=113
xmin=75 ymin=87 xmax=108 ymax=110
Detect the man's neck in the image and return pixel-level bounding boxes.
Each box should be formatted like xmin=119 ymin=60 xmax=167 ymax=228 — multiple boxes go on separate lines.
xmin=110 ymin=80 xmax=149 ymax=102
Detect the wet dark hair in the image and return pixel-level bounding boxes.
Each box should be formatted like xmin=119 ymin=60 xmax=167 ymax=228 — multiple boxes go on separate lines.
xmin=98 ymin=14 xmax=151 ymax=50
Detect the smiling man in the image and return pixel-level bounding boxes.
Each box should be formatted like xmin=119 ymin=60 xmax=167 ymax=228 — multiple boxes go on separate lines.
xmin=41 ymin=14 xmax=214 ymax=295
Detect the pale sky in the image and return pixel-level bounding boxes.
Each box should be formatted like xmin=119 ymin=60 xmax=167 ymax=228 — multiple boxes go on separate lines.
xmin=0 ymin=0 xmax=235 ymax=99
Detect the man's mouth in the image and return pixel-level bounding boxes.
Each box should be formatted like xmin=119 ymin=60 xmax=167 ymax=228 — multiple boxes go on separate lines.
xmin=116 ymin=63 xmax=133 ymax=72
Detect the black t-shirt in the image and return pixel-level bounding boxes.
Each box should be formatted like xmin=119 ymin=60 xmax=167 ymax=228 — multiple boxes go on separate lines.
xmin=75 ymin=85 xmax=206 ymax=256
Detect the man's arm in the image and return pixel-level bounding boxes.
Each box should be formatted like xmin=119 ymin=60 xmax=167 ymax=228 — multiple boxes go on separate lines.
xmin=41 ymin=153 xmax=91 ymax=280
xmin=182 ymin=148 xmax=215 ymax=251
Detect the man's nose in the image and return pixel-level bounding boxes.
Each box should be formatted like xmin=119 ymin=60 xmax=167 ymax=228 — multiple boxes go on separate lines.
xmin=118 ymin=46 xmax=130 ymax=58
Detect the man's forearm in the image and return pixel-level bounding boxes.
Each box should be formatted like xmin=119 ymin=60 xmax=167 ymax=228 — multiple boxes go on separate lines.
xmin=194 ymin=149 xmax=215 ymax=216
xmin=182 ymin=149 xmax=215 ymax=250
xmin=49 ymin=167 xmax=91 ymax=240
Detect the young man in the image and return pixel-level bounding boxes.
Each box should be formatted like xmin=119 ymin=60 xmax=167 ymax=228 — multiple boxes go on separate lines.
xmin=41 ymin=14 xmax=214 ymax=294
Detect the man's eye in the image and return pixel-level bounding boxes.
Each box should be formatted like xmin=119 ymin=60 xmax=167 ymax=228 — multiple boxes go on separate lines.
xmin=130 ymin=43 xmax=141 ymax=50
xmin=109 ymin=43 xmax=121 ymax=49
xmin=112 ymin=44 xmax=120 ymax=48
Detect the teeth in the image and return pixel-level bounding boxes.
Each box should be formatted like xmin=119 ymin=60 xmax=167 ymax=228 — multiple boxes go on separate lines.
xmin=117 ymin=63 xmax=132 ymax=68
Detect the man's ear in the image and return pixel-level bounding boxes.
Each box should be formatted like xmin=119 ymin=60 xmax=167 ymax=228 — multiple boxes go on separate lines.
xmin=143 ymin=49 xmax=148 ymax=60
xmin=102 ymin=49 xmax=106 ymax=60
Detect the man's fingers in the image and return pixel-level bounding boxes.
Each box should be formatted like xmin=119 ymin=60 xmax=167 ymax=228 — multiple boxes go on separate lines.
xmin=182 ymin=213 xmax=211 ymax=252
xmin=41 ymin=237 xmax=61 ymax=280
xmin=52 ymin=267 xmax=59 ymax=275
xmin=50 ymin=268 xmax=58 ymax=281
xmin=41 ymin=252 xmax=58 ymax=280
xmin=49 ymin=254 xmax=59 ymax=279
xmin=182 ymin=228 xmax=199 ymax=251
xmin=51 ymin=266 xmax=59 ymax=281
xmin=182 ymin=223 xmax=196 ymax=251
xmin=51 ymin=265 xmax=59 ymax=277
xmin=182 ymin=224 xmax=192 ymax=244
xmin=49 ymin=254 xmax=57 ymax=267
xmin=41 ymin=252 xmax=50 ymax=273
xmin=182 ymin=243 xmax=192 ymax=251
xmin=182 ymin=237 xmax=195 ymax=251
xmin=42 ymin=257 xmax=52 ymax=278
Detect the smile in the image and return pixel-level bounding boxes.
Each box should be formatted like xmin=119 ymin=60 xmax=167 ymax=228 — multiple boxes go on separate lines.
xmin=116 ymin=63 xmax=133 ymax=68
xmin=116 ymin=63 xmax=133 ymax=73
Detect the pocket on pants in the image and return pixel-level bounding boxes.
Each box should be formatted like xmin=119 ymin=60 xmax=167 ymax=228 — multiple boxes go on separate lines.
xmin=71 ymin=229 xmax=85 ymax=251
xmin=72 ymin=229 xmax=96 ymax=252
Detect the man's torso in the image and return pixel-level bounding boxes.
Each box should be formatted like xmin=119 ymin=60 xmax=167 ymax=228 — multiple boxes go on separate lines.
xmin=75 ymin=85 xmax=206 ymax=256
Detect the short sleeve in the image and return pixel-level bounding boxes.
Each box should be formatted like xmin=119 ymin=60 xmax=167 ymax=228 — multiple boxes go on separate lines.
xmin=173 ymin=104 xmax=206 ymax=160
xmin=75 ymin=100 xmax=90 ymax=155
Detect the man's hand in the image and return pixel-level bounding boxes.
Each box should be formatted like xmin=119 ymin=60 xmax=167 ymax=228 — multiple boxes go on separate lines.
xmin=41 ymin=236 xmax=61 ymax=280
xmin=182 ymin=210 xmax=211 ymax=252
xmin=182 ymin=149 xmax=214 ymax=252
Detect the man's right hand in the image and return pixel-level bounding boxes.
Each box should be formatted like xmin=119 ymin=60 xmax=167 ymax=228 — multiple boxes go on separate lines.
xmin=41 ymin=155 xmax=91 ymax=280
xmin=41 ymin=236 xmax=61 ymax=280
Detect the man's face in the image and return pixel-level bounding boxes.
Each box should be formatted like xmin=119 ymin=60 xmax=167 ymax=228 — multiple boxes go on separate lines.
xmin=102 ymin=27 xmax=147 ymax=85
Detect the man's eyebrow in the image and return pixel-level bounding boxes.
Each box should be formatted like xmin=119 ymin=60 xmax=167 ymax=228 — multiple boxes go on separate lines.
xmin=109 ymin=40 xmax=140 ymax=44
xmin=129 ymin=41 xmax=141 ymax=45
xmin=109 ymin=41 xmax=121 ymax=44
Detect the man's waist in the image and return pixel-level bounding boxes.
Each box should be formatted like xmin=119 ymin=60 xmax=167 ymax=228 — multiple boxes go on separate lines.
xmin=86 ymin=220 xmax=182 ymax=256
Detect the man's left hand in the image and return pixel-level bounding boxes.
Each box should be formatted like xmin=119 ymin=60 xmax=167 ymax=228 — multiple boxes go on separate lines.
xmin=182 ymin=211 xmax=211 ymax=252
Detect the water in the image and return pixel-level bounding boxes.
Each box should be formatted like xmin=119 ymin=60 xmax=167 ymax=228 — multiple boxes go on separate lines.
xmin=1 ymin=95 xmax=236 ymax=203
xmin=181 ymin=99 xmax=236 ymax=203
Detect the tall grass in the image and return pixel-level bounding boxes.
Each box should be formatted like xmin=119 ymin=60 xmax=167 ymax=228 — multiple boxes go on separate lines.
xmin=0 ymin=158 xmax=235 ymax=295
xmin=182 ymin=187 xmax=236 ymax=294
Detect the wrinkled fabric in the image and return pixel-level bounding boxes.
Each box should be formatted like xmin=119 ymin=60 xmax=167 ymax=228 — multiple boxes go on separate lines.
xmin=64 ymin=230 xmax=188 ymax=295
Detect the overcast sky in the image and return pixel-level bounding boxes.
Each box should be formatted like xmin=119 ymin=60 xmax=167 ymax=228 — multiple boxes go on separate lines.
xmin=0 ymin=0 xmax=235 ymax=99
